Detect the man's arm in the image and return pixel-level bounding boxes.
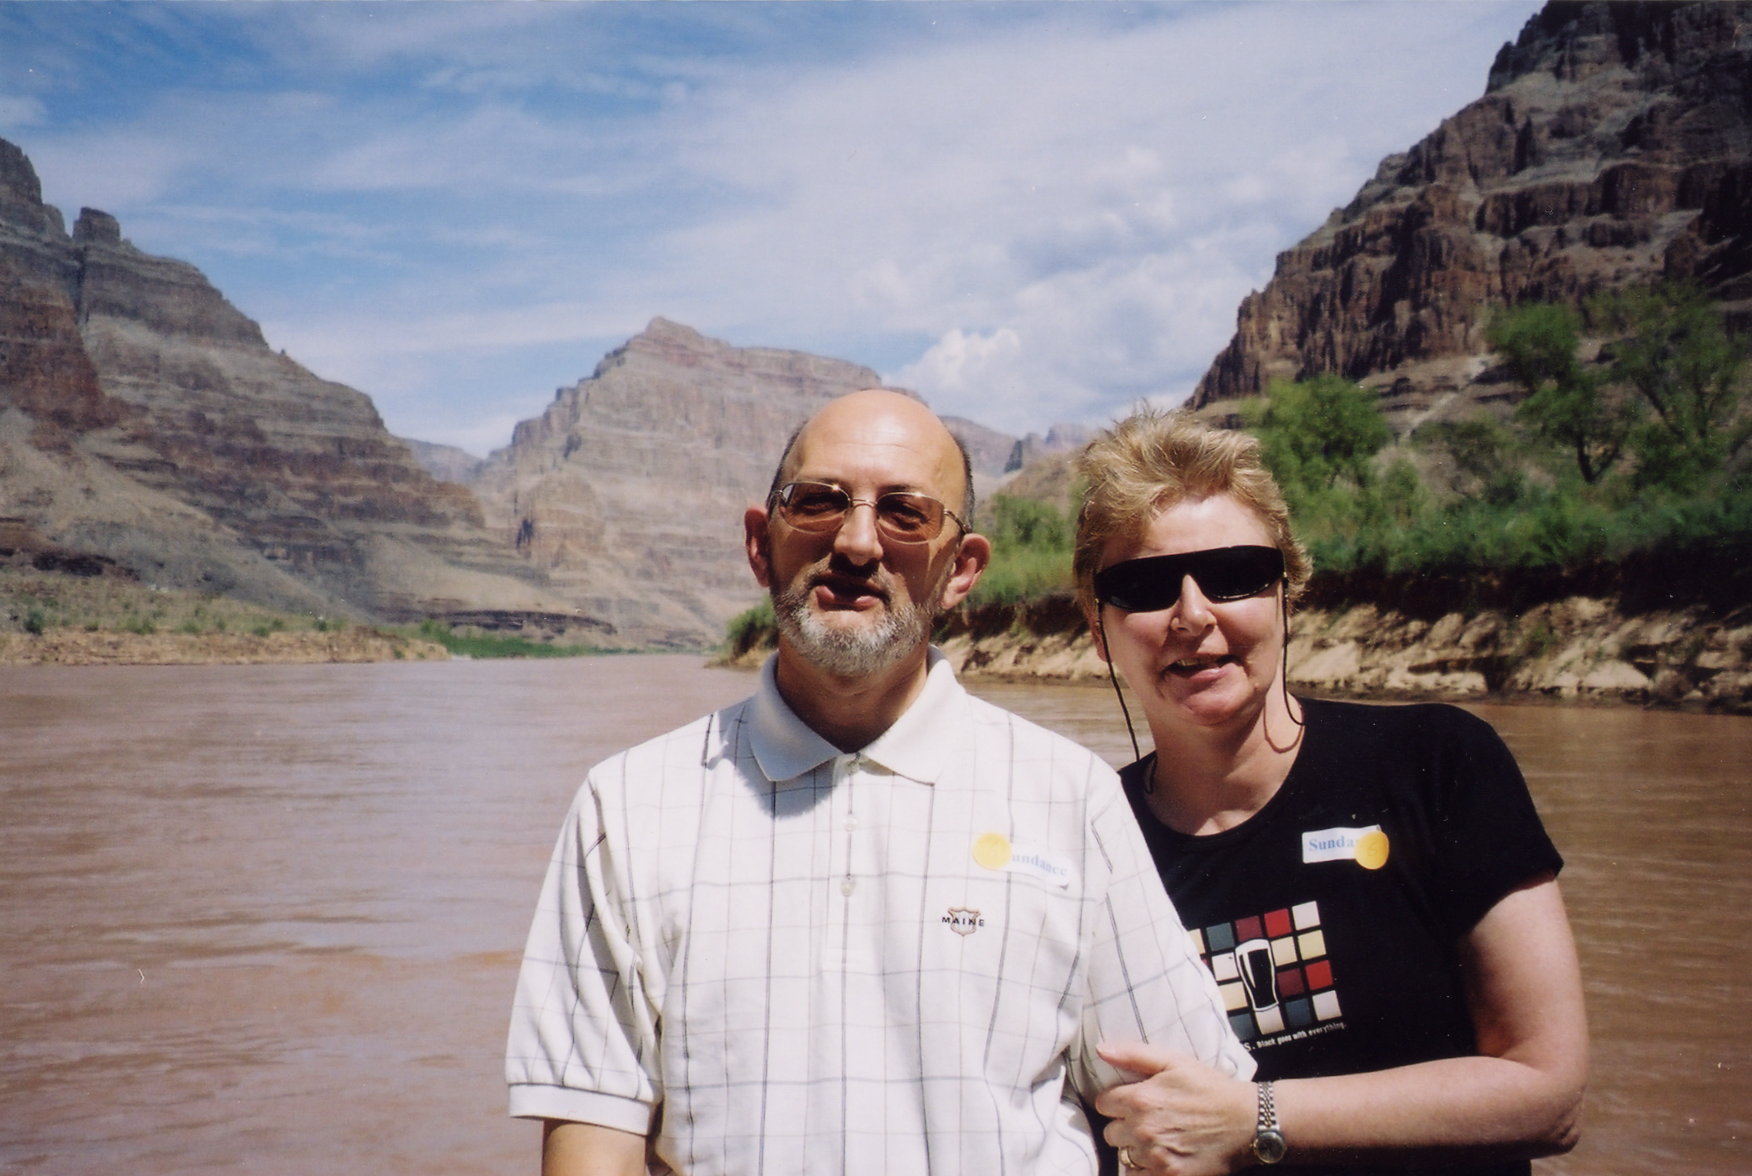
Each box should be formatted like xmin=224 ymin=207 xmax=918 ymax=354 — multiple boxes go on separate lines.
xmin=1096 ymin=874 xmax=1588 ymax=1173
xmin=508 ymin=781 xmax=663 ymax=1158
xmin=542 ymin=1120 xmax=647 ymax=1176
xmin=1074 ymin=770 xmax=1255 ymax=1099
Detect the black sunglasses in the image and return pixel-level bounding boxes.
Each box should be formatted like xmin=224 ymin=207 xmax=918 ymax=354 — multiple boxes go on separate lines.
xmin=1093 ymin=545 xmax=1284 ymax=612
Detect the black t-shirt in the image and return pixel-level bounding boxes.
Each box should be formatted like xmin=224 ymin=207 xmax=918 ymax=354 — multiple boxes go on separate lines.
xmin=1122 ymin=698 xmax=1562 ymax=1176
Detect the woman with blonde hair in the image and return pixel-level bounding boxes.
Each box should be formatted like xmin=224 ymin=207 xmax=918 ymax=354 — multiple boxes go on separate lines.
xmin=1075 ymin=407 xmax=1587 ymax=1175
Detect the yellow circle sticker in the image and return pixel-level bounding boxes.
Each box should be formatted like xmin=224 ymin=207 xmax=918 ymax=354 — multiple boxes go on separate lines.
xmin=1355 ymin=830 xmax=1390 ymax=870
xmin=972 ymin=832 xmax=1012 ymax=871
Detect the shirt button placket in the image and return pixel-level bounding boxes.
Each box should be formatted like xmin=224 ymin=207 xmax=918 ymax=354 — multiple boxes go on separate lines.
xmin=839 ymin=753 xmax=861 ymax=897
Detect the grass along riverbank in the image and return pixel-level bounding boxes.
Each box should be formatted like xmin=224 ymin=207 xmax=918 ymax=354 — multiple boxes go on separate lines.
xmin=0 ymin=566 xmax=629 ymax=665
xmin=0 ymin=566 xmax=446 ymax=665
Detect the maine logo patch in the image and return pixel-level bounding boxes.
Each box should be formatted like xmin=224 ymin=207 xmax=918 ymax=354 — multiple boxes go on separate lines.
xmin=942 ymin=907 xmax=985 ymax=936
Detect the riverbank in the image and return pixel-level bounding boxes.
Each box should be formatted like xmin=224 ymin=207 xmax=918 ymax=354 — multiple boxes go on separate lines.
xmin=0 ymin=627 xmax=448 ymax=666
xmin=958 ymin=597 xmax=1750 ymax=713
xmin=724 ymin=587 xmax=1752 ymax=714
xmin=11 ymin=560 xmax=1748 ymax=707
xmin=0 ymin=565 xmax=447 ymax=665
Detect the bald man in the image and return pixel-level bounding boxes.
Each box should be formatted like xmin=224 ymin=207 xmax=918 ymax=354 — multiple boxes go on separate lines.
xmin=505 ymin=390 xmax=1250 ymax=1175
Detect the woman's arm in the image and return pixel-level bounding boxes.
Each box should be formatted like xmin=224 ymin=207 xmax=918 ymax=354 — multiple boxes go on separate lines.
xmin=1096 ymin=874 xmax=1589 ymax=1173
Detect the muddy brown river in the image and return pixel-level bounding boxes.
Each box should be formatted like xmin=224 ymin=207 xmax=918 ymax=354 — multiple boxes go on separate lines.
xmin=1 ymin=658 xmax=1745 ymax=1172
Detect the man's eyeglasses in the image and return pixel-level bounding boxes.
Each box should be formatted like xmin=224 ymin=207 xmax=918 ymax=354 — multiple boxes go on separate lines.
xmin=1093 ymin=545 xmax=1284 ymax=612
xmin=770 ymin=481 xmax=969 ymax=544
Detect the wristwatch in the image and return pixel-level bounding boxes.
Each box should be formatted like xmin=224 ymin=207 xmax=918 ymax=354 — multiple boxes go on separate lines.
xmin=1250 ymin=1080 xmax=1287 ymax=1165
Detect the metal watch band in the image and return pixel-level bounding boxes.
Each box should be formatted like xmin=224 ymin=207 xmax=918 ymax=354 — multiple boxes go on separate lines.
xmin=1251 ymin=1079 xmax=1287 ymax=1164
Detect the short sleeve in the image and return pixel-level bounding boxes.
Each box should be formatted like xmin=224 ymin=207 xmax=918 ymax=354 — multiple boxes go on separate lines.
xmin=1426 ymin=708 xmax=1564 ymax=937
xmin=1070 ymin=768 xmax=1254 ymax=1097
xmin=504 ymin=778 xmax=661 ymax=1132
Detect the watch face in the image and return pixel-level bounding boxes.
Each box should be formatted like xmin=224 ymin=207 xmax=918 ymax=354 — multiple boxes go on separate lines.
xmin=1253 ymin=1128 xmax=1288 ymax=1164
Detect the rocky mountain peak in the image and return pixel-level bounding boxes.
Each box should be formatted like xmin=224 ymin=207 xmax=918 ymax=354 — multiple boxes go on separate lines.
xmin=1192 ymin=0 xmax=1752 ymax=423
xmin=0 ymin=136 xmax=61 ymax=237
xmin=72 ymin=207 xmax=123 ymax=246
xmin=0 ymin=134 xmax=567 ymax=628
xmin=474 ymin=319 xmax=904 ymax=648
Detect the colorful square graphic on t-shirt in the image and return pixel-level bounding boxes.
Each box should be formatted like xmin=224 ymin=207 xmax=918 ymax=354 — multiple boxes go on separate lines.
xmin=1195 ymin=901 xmax=1342 ymax=1043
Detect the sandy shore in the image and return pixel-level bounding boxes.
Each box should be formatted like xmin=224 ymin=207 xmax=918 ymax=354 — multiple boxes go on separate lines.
xmin=0 ymin=627 xmax=449 ymax=666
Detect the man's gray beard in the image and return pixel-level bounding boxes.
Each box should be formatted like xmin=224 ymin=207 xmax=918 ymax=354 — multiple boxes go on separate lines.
xmin=772 ymin=581 xmax=940 ymax=678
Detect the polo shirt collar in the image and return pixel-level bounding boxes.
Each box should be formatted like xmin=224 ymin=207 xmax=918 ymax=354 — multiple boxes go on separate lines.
xmin=747 ymin=647 xmax=966 ymax=785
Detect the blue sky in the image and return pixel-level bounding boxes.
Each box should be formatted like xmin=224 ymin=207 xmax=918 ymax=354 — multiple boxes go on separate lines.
xmin=1 ymin=0 xmax=1543 ymax=454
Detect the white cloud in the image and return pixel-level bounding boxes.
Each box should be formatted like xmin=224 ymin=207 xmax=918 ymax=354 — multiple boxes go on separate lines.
xmin=5 ymin=0 xmax=1544 ymax=448
xmin=0 ymin=93 xmax=46 ymax=130
xmin=569 ymin=1 xmax=1538 ymax=431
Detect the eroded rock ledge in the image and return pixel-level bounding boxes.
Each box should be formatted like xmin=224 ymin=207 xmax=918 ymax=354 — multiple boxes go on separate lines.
xmin=720 ymin=559 xmax=1752 ymax=712
xmin=930 ymin=587 xmax=1751 ymax=715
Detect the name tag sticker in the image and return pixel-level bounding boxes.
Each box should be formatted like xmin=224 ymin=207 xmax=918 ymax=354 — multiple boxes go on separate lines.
xmin=972 ymin=833 xmax=1072 ymax=887
xmin=1302 ymin=825 xmax=1389 ymax=869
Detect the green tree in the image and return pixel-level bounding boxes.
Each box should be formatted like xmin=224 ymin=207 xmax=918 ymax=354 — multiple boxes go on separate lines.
xmin=971 ymin=494 xmax=1075 ymax=604
xmin=1592 ymin=283 xmax=1751 ymax=490
xmin=1247 ymin=374 xmax=1391 ymax=493
xmin=1413 ymin=415 xmax=1527 ymax=506
xmin=985 ymin=494 xmax=1071 ymax=551
xmin=1488 ymin=302 xmax=1634 ymax=484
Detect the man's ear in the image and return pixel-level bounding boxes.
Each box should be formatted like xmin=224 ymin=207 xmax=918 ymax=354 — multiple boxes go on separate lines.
xmin=745 ymin=506 xmax=774 ymax=588
xmin=936 ymin=532 xmax=992 ymax=609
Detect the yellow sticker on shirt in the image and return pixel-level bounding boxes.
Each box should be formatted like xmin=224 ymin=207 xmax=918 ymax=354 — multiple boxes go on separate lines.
xmin=973 ymin=833 xmax=1072 ymax=887
xmin=972 ymin=832 xmax=1012 ymax=870
xmin=1354 ymin=829 xmax=1390 ymax=870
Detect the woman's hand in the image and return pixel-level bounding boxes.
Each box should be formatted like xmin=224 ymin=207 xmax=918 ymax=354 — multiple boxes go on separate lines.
xmin=1095 ymin=1042 xmax=1257 ymax=1176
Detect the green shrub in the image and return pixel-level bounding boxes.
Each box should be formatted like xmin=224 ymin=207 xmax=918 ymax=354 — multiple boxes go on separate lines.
xmin=971 ymin=495 xmax=1074 ymax=605
xmin=970 ymin=546 xmax=1073 ymax=605
xmin=409 ymin=617 xmax=598 ymax=658
xmin=723 ymin=598 xmax=776 ymax=655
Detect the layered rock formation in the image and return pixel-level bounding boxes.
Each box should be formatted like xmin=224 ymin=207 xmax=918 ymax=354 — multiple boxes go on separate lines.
xmin=471 ymin=319 xmax=910 ymax=648
xmin=1192 ymin=0 xmax=1752 ymax=424
xmin=916 ymin=588 xmax=1752 ymax=714
xmin=0 ymin=141 xmax=128 ymax=439
xmin=0 ymin=136 xmax=565 ymax=626
xmin=4 ymin=130 xmax=1019 ymax=649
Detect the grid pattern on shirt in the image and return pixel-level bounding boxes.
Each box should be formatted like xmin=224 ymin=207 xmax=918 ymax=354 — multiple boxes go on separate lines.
xmin=507 ymin=658 xmax=1249 ymax=1175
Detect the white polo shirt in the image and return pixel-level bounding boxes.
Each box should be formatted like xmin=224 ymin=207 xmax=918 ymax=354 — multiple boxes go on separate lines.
xmin=507 ymin=650 xmax=1251 ymax=1175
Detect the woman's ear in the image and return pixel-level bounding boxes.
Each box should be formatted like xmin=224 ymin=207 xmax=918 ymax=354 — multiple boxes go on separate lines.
xmin=1084 ymin=603 xmax=1111 ymax=663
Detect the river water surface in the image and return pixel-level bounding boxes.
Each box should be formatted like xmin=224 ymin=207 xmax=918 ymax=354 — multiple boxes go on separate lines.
xmin=1 ymin=657 xmax=1746 ymax=1173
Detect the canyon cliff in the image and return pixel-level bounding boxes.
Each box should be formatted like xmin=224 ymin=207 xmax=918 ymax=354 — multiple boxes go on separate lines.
xmin=471 ymin=319 xmax=930 ymax=648
xmin=1192 ymin=0 xmax=1752 ymax=427
xmin=0 ymin=137 xmax=570 ymax=628
xmin=4 ymin=129 xmax=1017 ymax=650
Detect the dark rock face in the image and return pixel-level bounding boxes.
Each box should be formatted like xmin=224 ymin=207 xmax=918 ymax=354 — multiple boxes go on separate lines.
xmin=0 ymin=156 xmax=126 ymax=439
xmin=472 ymin=318 xmax=898 ymax=648
xmin=1192 ymin=0 xmax=1752 ymax=418
xmin=0 ymin=136 xmax=561 ymax=624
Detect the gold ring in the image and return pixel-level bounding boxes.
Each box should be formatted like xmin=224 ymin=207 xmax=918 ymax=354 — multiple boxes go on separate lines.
xmin=1119 ymin=1145 xmax=1138 ymax=1170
